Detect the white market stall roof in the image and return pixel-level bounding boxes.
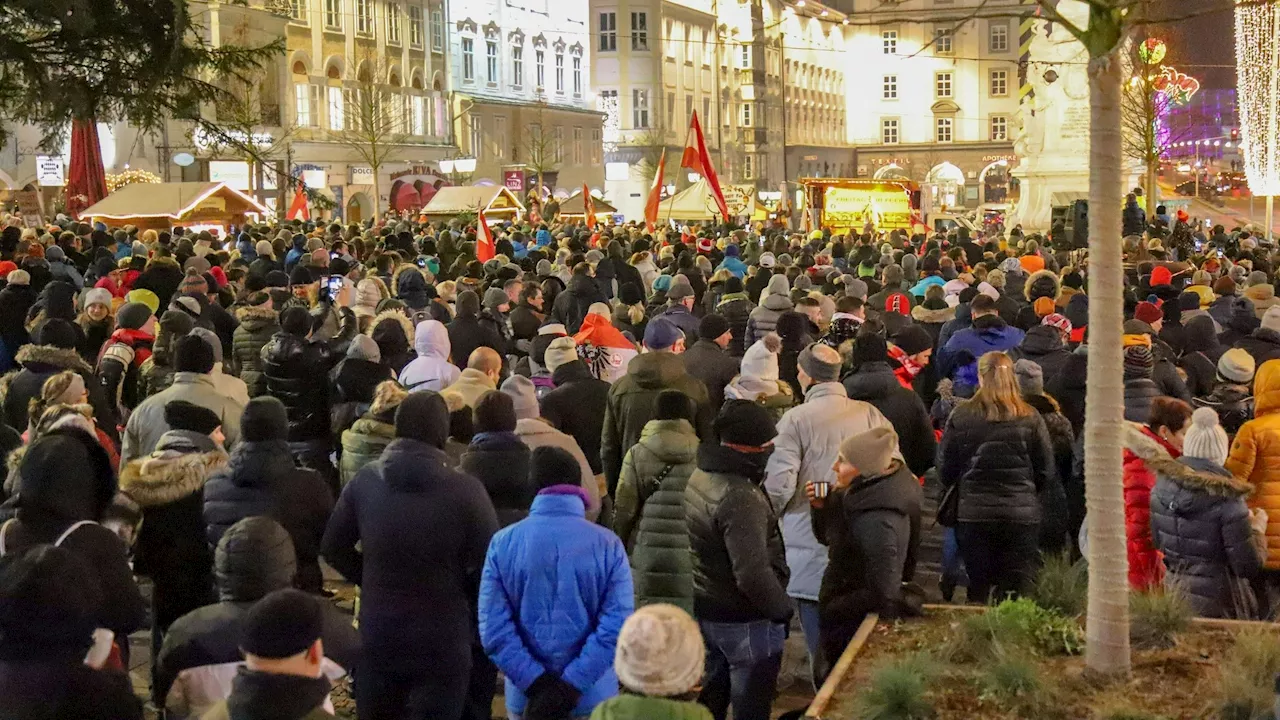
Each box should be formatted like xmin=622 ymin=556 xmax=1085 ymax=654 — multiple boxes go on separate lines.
xmin=81 ymin=181 xmax=269 ymax=221
xmin=421 ymin=185 xmax=524 ymax=217
xmin=657 ymin=178 xmax=719 ymax=221
xmin=558 ymin=190 xmax=619 ymax=217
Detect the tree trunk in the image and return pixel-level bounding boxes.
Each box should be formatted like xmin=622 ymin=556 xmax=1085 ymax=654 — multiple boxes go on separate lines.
xmin=1145 ymin=163 xmax=1159 ymax=218
xmin=1084 ymin=47 xmax=1131 ymax=677
xmin=372 ymin=169 xmax=381 ymax=220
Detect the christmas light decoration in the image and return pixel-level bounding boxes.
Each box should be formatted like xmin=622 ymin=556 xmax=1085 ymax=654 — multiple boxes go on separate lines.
xmin=1138 ymin=38 xmax=1167 ymax=66
xmin=1235 ymin=0 xmax=1280 ymax=196
xmin=105 ymin=169 xmax=162 ymax=193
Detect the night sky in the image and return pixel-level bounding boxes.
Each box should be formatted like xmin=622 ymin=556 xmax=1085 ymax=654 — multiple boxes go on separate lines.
xmin=1147 ymin=0 xmax=1236 ymax=89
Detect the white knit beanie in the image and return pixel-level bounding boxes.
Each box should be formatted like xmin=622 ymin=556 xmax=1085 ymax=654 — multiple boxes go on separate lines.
xmin=614 ymin=604 xmax=705 ymax=697
xmin=740 ymin=334 xmax=780 ymax=382
xmin=1182 ymin=407 xmax=1229 ymax=466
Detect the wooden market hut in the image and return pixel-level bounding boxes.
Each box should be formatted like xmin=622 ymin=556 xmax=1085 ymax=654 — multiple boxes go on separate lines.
xmin=420 ymin=186 xmax=524 ymax=221
xmin=80 ymin=181 xmax=269 ymax=232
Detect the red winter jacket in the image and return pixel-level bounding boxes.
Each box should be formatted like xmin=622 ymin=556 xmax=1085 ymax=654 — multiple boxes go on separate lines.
xmin=1121 ymin=424 xmax=1179 ymax=590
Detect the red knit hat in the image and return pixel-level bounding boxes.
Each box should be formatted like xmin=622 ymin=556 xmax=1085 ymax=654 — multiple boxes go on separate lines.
xmin=1134 ymin=301 xmax=1163 ymax=324
xmin=1150 ymin=266 xmax=1173 ymax=286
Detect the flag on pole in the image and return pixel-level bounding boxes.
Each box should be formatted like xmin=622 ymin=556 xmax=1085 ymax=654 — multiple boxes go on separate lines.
xmin=582 ymin=183 xmax=596 ymax=230
xmin=286 ymin=182 xmax=310 ymax=221
xmin=477 ymin=206 xmax=495 ymax=262
xmin=679 ymin=111 xmax=729 ymax=220
xmin=644 ymin=148 xmax=667 ymax=233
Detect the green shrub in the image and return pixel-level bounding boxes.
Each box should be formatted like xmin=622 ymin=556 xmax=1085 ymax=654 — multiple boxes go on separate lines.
xmin=947 ymin=597 xmax=1084 ymax=662
xmin=1031 ymin=551 xmax=1088 ymax=617
xmin=854 ymin=653 xmax=939 ymax=720
xmin=1215 ymin=629 xmax=1280 ymax=720
xmin=1129 ymin=587 xmax=1191 ymax=650
xmin=980 ymin=650 xmax=1041 ymax=700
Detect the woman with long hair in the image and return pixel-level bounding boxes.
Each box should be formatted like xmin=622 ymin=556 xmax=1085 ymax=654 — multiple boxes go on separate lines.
xmin=937 ymin=351 xmax=1054 ymax=602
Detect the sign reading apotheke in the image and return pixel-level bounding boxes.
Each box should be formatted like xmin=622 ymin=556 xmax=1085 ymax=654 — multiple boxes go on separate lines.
xmin=36 ymin=156 xmax=64 ymax=187
xmin=349 ymin=166 xmax=375 ymax=185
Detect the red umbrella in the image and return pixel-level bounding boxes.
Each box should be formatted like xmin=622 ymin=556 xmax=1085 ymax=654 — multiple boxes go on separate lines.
xmin=66 ymin=119 xmax=108 ymax=218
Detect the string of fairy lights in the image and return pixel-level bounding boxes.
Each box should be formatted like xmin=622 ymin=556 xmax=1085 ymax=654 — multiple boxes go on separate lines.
xmin=1234 ymin=0 xmax=1280 ymax=196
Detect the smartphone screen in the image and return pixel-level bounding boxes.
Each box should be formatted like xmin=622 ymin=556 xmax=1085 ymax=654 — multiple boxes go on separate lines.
xmin=326 ymin=275 xmax=344 ymax=300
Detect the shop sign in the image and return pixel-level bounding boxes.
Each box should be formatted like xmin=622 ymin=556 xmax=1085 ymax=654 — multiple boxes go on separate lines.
xmin=391 ymin=165 xmax=439 ymax=180
xmin=15 ymin=191 xmax=42 ymax=226
xmin=209 ymin=161 xmax=252 ymax=190
xmin=503 ymin=170 xmax=524 ymax=192
xmin=349 ymin=166 xmax=375 ymax=185
xmin=36 ymin=156 xmax=64 ymax=187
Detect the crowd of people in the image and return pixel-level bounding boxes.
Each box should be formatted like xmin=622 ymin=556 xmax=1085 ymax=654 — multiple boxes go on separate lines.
xmin=0 ymin=208 xmax=1277 ymax=720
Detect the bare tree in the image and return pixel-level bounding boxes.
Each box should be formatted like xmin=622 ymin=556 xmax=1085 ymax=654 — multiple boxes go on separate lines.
xmin=326 ymin=52 xmax=412 ymax=218
xmin=1121 ymin=36 xmax=1196 ymax=215
xmin=519 ymin=101 xmax=562 ymax=198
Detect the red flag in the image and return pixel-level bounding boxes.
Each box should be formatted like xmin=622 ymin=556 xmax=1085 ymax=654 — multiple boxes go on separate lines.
xmin=644 ymin=148 xmax=667 ymax=233
xmin=476 ymin=207 xmax=495 ymax=262
xmin=582 ymin=183 xmax=596 ymax=230
xmin=679 ymin=112 xmax=729 ymax=220
xmin=286 ymin=183 xmax=310 ymax=221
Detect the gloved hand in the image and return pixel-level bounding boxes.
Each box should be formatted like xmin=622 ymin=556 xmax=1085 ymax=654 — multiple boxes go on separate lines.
xmin=524 ymin=673 xmax=582 ymax=720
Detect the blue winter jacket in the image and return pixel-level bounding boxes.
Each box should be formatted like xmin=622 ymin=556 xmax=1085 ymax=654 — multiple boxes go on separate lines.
xmin=909 ymin=275 xmax=946 ymax=297
xmin=536 ymin=229 xmax=553 ymax=248
xmin=717 ymin=256 xmax=748 ymax=279
xmin=479 ymin=488 xmax=634 ymax=718
xmin=940 ymin=314 xmax=1025 ymax=390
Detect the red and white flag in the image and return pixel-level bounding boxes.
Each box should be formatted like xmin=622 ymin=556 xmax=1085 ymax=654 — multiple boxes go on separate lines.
xmin=286 ymin=182 xmax=309 ymax=221
xmin=679 ymin=111 xmax=729 ymax=220
xmin=582 ymin=183 xmax=596 ymax=230
xmin=476 ymin=207 xmax=495 ymax=262
xmin=644 ymin=148 xmax=667 ymax=232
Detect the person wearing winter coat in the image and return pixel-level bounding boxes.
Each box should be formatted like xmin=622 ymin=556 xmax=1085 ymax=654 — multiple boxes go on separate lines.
xmin=399 ymin=318 xmax=462 ymax=393
xmin=132 ymin=251 xmax=185 ymax=310
xmin=0 ymin=271 xmax=36 ymax=370
xmin=713 ymin=276 xmax=754 ymax=358
xmin=44 ymin=245 xmax=84 ymax=290
xmin=1122 ymin=193 xmax=1147 ymax=237
xmin=909 ymin=290 xmax=954 ymax=346
xmin=328 ymin=335 xmax=395 ymax=440
xmin=1122 ymin=397 xmax=1193 ymax=590
xmin=1244 ymin=272 xmax=1279 ymax=320
xmin=260 ymin=306 xmax=339 ymax=483
xmin=1150 ymin=408 xmax=1264 ymax=619
xmin=339 ymin=380 xmax=406 ymax=486
xmin=0 ymin=545 xmax=144 ymax=720
xmin=687 ymin=400 xmax=791 ymax=720
xmin=552 ymin=265 xmax=608 ymax=334
xmin=155 ymin=518 xmax=360 ymax=719
xmin=368 ymin=309 xmax=417 ymax=376
xmin=682 ymin=313 xmax=741 ymax=413
xmin=601 ymin=319 xmax=713 ymax=495
xmin=322 ymin=391 xmax=499 ymax=720
xmin=76 ymin=287 xmax=115 ymax=364
xmin=1014 ymin=269 xmax=1061 ymax=331
xmin=479 ymin=445 xmax=633 ymax=720
xmin=450 ymin=290 xmax=507 ymax=369
xmin=1008 ymin=320 xmax=1073 ymax=386
xmin=745 ymin=274 xmax=792 ymax=347
xmin=1179 ymin=314 xmax=1228 ymax=398
xmin=939 ymin=294 xmax=1025 ymax=393
xmin=138 ymin=307 xmax=196 ymax=399
xmin=807 ymin=426 xmax=922 ymax=670
xmin=613 ymin=390 xmax=699 ymax=611
xmin=765 ymin=343 xmax=895 ymax=681
xmin=588 ymin=604 xmax=712 ymax=720
xmin=203 ymin=398 xmax=334 ymax=595
xmin=724 ymin=334 xmax=796 ymax=422
xmin=936 ymin=352 xmax=1054 ymax=601
xmin=842 ymin=333 xmax=936 ymax=478
xmin=188 ymin=327 xmax=250 ymax=410
xmin=460 ymin=391 xmax=534 ymax=528
xmin=1194 ymin=348 xmax=1256 ymax=436
xmin=1217 ymin=294 xmax=1261 ymax=349
xmin=95 ymin=301 xmax=155 ymax=417
xmin=1014 ymin=360 xmax=1076 ymax=554
xmin=120 ymin=400 xmax=230 ymax=700
xmin=1122 ymin=341 xmax=1163 ymax=424
xmin=444 ymin=346 xmax=504 ymax=411
xmin=3 ymin=319 xmax=118 ymax=443
xmin=540 ymin=336 xmax=610 ymax=476
xmin=230 ymin=294 xmax=277 ymax=397
xmin=1236 ymin=306 xmax=1280 ymax=366
xmin=504 ymin=375 xmax=603 ymax=521
xmin=1226 ymin=359 xmax=1280 ymax=608
xmin=0 ymin=427 xmax=147 ymax=641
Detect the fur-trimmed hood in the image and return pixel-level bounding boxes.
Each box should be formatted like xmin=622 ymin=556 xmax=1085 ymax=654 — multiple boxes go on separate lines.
xmin=911 ymin=304 xmax=954 ymax=324
xmin=1147 ymin=454 xmax=1253 ymax=497
xmin=391 ymin=264 xmax=431 ymax=296
xmin=234 ymin=303 xmax=279 ymax=331
xmin=1122 ymin=421 xmax=1175 ymax=463
xmin=14 ymin=344 xmax=93 ymax=375
xmin=146 ymin=255 xmax=181 ymax=271
xmin=1024 ymin=268 xmax=1061 ymax=302
xmin=119 ymin=436 xmax=228 ymax=508
xmin=369 ymin=379 xmax=409 ymax=418
xmin=367 ymin=308 xmax=415 ymax=346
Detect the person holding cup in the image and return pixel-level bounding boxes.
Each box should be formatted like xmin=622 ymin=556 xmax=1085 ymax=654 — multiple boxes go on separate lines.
xmin=805 ymin=425 xmax=922 ymax=677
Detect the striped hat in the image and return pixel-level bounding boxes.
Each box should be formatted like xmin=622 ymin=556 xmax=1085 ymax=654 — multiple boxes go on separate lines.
xmin=1122 ymin=344 xmax=1154 ymax=381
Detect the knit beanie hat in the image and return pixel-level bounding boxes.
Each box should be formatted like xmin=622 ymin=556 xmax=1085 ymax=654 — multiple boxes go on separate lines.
xmin=241 ymin=396 xmax=289 ymax=442
xmin=892 ymin=325 xmax=933 ymax=356
xmin=1014 ymin=358 xmax=1045 ymax=396
xmin=654 ymin=389 xmax=696 ymax=422
xmin=797 ymin=343 xmax=841 ymax=383
xmin=619 ymin=282 xmax=644 ymax=306
xmin=483 ymin=287 xmax=509 ymax=311
xmin=115 ymin=302 xmax=152 ymax=331
xmin=1213 ymin=276 xmax=1237 ymax=296
xmin=1217 ymin=347 xmax=1256 ymax=383
xmin=1041 ymin=312 xmax=1073 ymax=341
xmin=1262 ymin=305 xmax=1280 ymax=334
xmin=32 ymin=319 xmax=78 ymax=349
xmin=255 ymin=240 xmax=274 ymax=259
xmin=6 ymin=269 xmax=30 ymax=286
xmin=83 ymin=287 xmax=112 ymax=310
xmin=740 ymin=334 xmax=781 ymax=382
xmin=846 ymin=278 xmax=869 ymax=300
xmin=529 ymin=445 xmax=581 ymax=491
xmin=500 ymin=374 xmax=540 ymax=420
xmin=181 ymin=267 xmax=209 ymax=295
xmin=347 ymin=334 xmax=381 ymax=363
xmin=126 ymin=289 xmax=160 ymax=314
xmin=173 ymin=333 xmax=216 ymax=374
xmin=668 ymin=274 xmax=695 ymax=300
xmin=1033 ymin=296 xmax=1057 ymax=317
xmin=189 ymin=327 xmax=224 ymax=365
xmin=713 ymin=398 xmax=777 ymax=447
xmin=699 ymin=313 xmax=730 ymax=342
xmin=394 ymin=390 xmax=450 ymax=447
xmin=1182 ymin=407 xmax=1230 ymax=466
xmin=474 ymin=391 xmax=517 ymax=433
xmin=837 ymin=425 xmax=899 ymax=478
xmin=1122 ymin=344 xmax=1155 ymax=381
xmin=241 ymin=589 xmax=323 ymax=659
xmin=1134 ymin=301 xmax=1163 ymax=325
xmin=615 ymin=604 xmax=705 ymax=697
xmin=543 ymin=336 xmax=579 ymax=372
xmin=163 ymin=399 xmax=222 ymax=435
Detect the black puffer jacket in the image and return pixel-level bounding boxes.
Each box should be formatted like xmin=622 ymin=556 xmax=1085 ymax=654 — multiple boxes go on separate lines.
xmin=203 ymin=441 xmax=334 ymax=594
xmin=936 ymin=403 xmax=1054 ymax=525
xmin=541 ymin=360 xmax=610 ymax=474
xmin=715 ymin=293 xmax=755 ymax=358
xmin=551 ymin=273 xmax=608 ymax=334
xmin=230 ymin=305 xmax=278 ymax=397
xmin=1149 ymin=455 xmax=1262 ymax=618
xmin=811 ymin=461 xmax=922 ymax=666
xmin=842 ymin=362 xmax=936 ymax=477
xmin=459 ymin=432 xmax=533 ymax=527
xmin=1046 ymin=349 xmax=1087 ymax=437
xmin=1194 ymin=383 xmax=1255 ymax=437
xmin=329 ymin=357 xmax=395 ymax=440
xmin=1124 ymin=378 xmax=1163 ymax=424
xmin=684 ymin=443 xmax=791 ymax=624
xmin=260 ymin=332 xmax=334 ymax=442
xmin=1009 ymin=326 xmax=1073 ymax=384
xmin=1235 ymin=326 xmax=1280 ymax=366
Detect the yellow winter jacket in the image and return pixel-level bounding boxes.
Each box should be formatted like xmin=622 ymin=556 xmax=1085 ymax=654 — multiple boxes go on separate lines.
xmin=1225 ymin=359 xmax=1280 ymax=568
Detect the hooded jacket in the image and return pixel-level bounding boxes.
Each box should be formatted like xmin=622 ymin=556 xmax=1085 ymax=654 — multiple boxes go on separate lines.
xmin=1150 ymin=453 xmax=1261 ymax=618
xmin=260 ymin=331 xmax=335 ymax=443
xmin=811 ymin=461 xmax=922 ymax=664
xmin=203 ymin=440 xmax=334 ymax=594
xmin=1014 ymin=269 xmax=1061 ymax=330
xmin=842 ymin=362 xmax=936 ymax=477
xmin=155 ymin=518 xmax=360 ymax=719
xmin=940 ymin=314 xmax=1025 ymax=390
xmin=399 ymin=319 xmax=461 ymax=392
xmin=1008 ymin=326 xmax=1073 ymax=384
xmin=1226 ymin=360 xmax=1280 ymax=569
xmin=613 ymin=418 xmax=699 ymax=611
xmin=120 ymin=431 xmax=229 ymax=628
xmin=133 ymin=255 xmax=184 ymax=309
xmin=909 ymin=303 xmax=954 ymax=345
xmin=765 ymin=382 xmax=895 ymax=601
xmin=2 ymin=343 xmax=118 ymax=444
xmin=552 ymin=273 xmax=608 ymax=334
xmin=745 ymin=278 xmax=793 ymax=347
xmin=601 ymin=352 xmax=712 ymax=493
xmin=460 ymin=431 xmax=534 ymax=527
xmin=1194 ymin=383 xmax=1255 ymax=437
xmin=230 ymin=305 xmax=278 ymax=397
xmin=540 ymin=360 xmax=610 ymax=475
xmin=368 ymin=310 xmax=416 ymax=376
xmin=1121 ymin=424 xmax=1179 ymax=589
xmin=449 ymin=300 xmax=506 ymax=369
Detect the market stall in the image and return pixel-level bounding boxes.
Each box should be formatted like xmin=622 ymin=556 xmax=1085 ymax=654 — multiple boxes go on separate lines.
xmin=420 ymin=186 xmax=524 ymax=221
xmin=656 ymin=178 xmax=720 ymax=222
xmin=557 ymin=190 xmax=618 ymax=222
xmin=80 ymin=181 xmax=270 ymax=233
